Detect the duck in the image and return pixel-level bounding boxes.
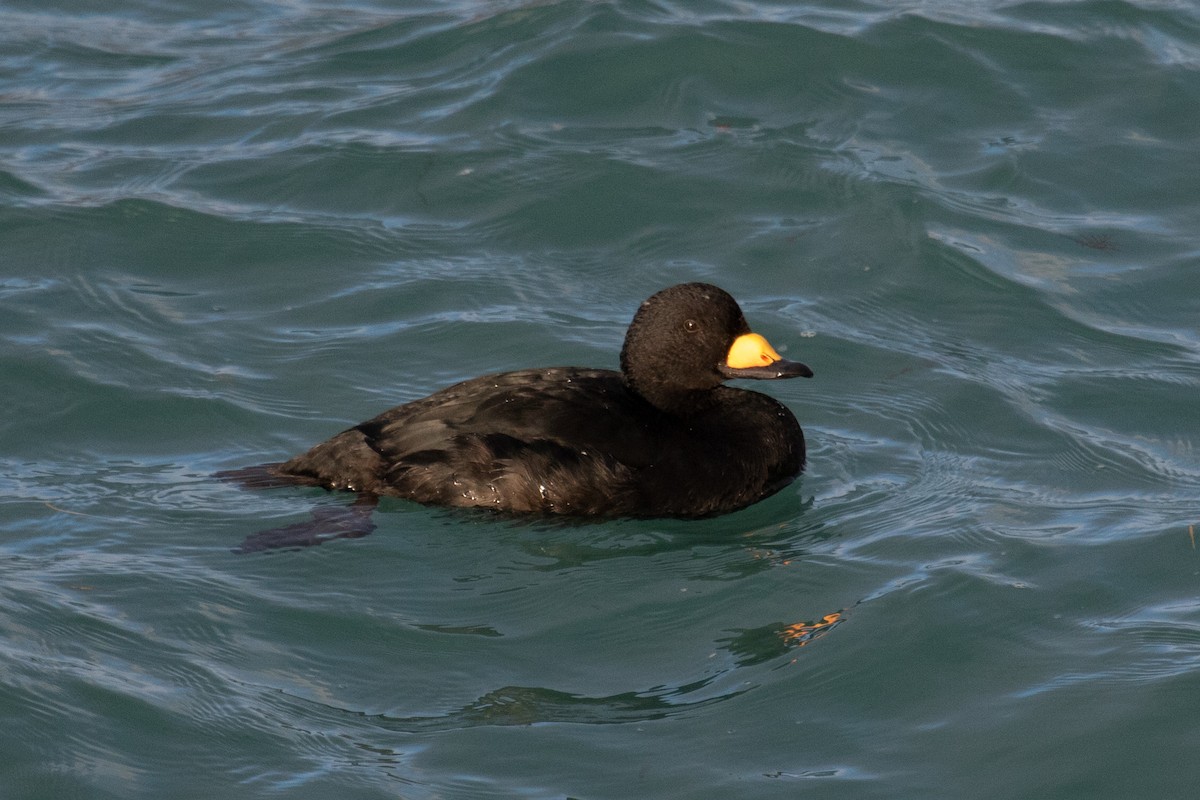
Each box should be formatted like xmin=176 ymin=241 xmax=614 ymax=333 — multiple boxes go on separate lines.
xmin=220 ymin=282 xmax=812 ymax=520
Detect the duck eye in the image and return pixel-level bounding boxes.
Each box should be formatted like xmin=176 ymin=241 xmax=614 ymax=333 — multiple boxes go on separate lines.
xmin=684 ymin=319 xmax=699 ymax=333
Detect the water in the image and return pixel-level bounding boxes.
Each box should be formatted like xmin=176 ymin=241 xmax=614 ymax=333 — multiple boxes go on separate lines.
xmin=3 ymin=1 xmax=1199 ymax=797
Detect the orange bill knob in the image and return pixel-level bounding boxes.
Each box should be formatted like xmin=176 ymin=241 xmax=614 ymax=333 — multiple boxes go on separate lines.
xmin=719 ymin=332 xmax=813 ymax=380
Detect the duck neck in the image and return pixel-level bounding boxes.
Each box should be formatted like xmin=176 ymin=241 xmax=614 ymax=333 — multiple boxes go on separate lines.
xmin=623 ymin=375 xmax=721 ymax=417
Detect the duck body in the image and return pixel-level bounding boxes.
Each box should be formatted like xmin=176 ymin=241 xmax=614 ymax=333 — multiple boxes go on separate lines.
xmin=276 ymin=365 xmax=804 ymax=518
xmin=225 ymin=283 xmax=812 ymax=520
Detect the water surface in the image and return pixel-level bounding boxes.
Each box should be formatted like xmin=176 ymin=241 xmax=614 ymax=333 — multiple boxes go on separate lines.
xmin=3 ymin=1 xmax=1199 ymax=798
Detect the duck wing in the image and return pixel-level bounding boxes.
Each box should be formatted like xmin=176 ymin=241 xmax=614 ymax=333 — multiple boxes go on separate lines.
xmin=280 ymin=368 xmax=657 ymax=514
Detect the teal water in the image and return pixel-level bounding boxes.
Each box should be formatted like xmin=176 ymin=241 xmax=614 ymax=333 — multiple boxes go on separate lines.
xmin=3 ymin=1 xmax=1199 ymax=797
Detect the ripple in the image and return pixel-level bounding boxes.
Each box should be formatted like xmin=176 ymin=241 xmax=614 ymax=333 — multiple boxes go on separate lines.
xmin=367 ymin=680 xmax=751 ymax=731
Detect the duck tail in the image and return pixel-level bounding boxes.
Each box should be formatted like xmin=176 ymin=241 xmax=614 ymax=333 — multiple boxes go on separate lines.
xmin=215 ymin=462 xmax=305 ymax=490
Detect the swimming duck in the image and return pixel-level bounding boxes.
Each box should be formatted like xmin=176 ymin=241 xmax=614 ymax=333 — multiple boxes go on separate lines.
xmin=221 ymin=282 xmax=812 ymax=520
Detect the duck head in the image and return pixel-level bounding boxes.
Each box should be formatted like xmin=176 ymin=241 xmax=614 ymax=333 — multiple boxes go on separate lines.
xmin=619 ymin=282 xmax=812 ymax=413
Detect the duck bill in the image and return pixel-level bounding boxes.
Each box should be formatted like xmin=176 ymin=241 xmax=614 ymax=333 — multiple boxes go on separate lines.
xmin=718 ymin=332 xmax=813 ymax=380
